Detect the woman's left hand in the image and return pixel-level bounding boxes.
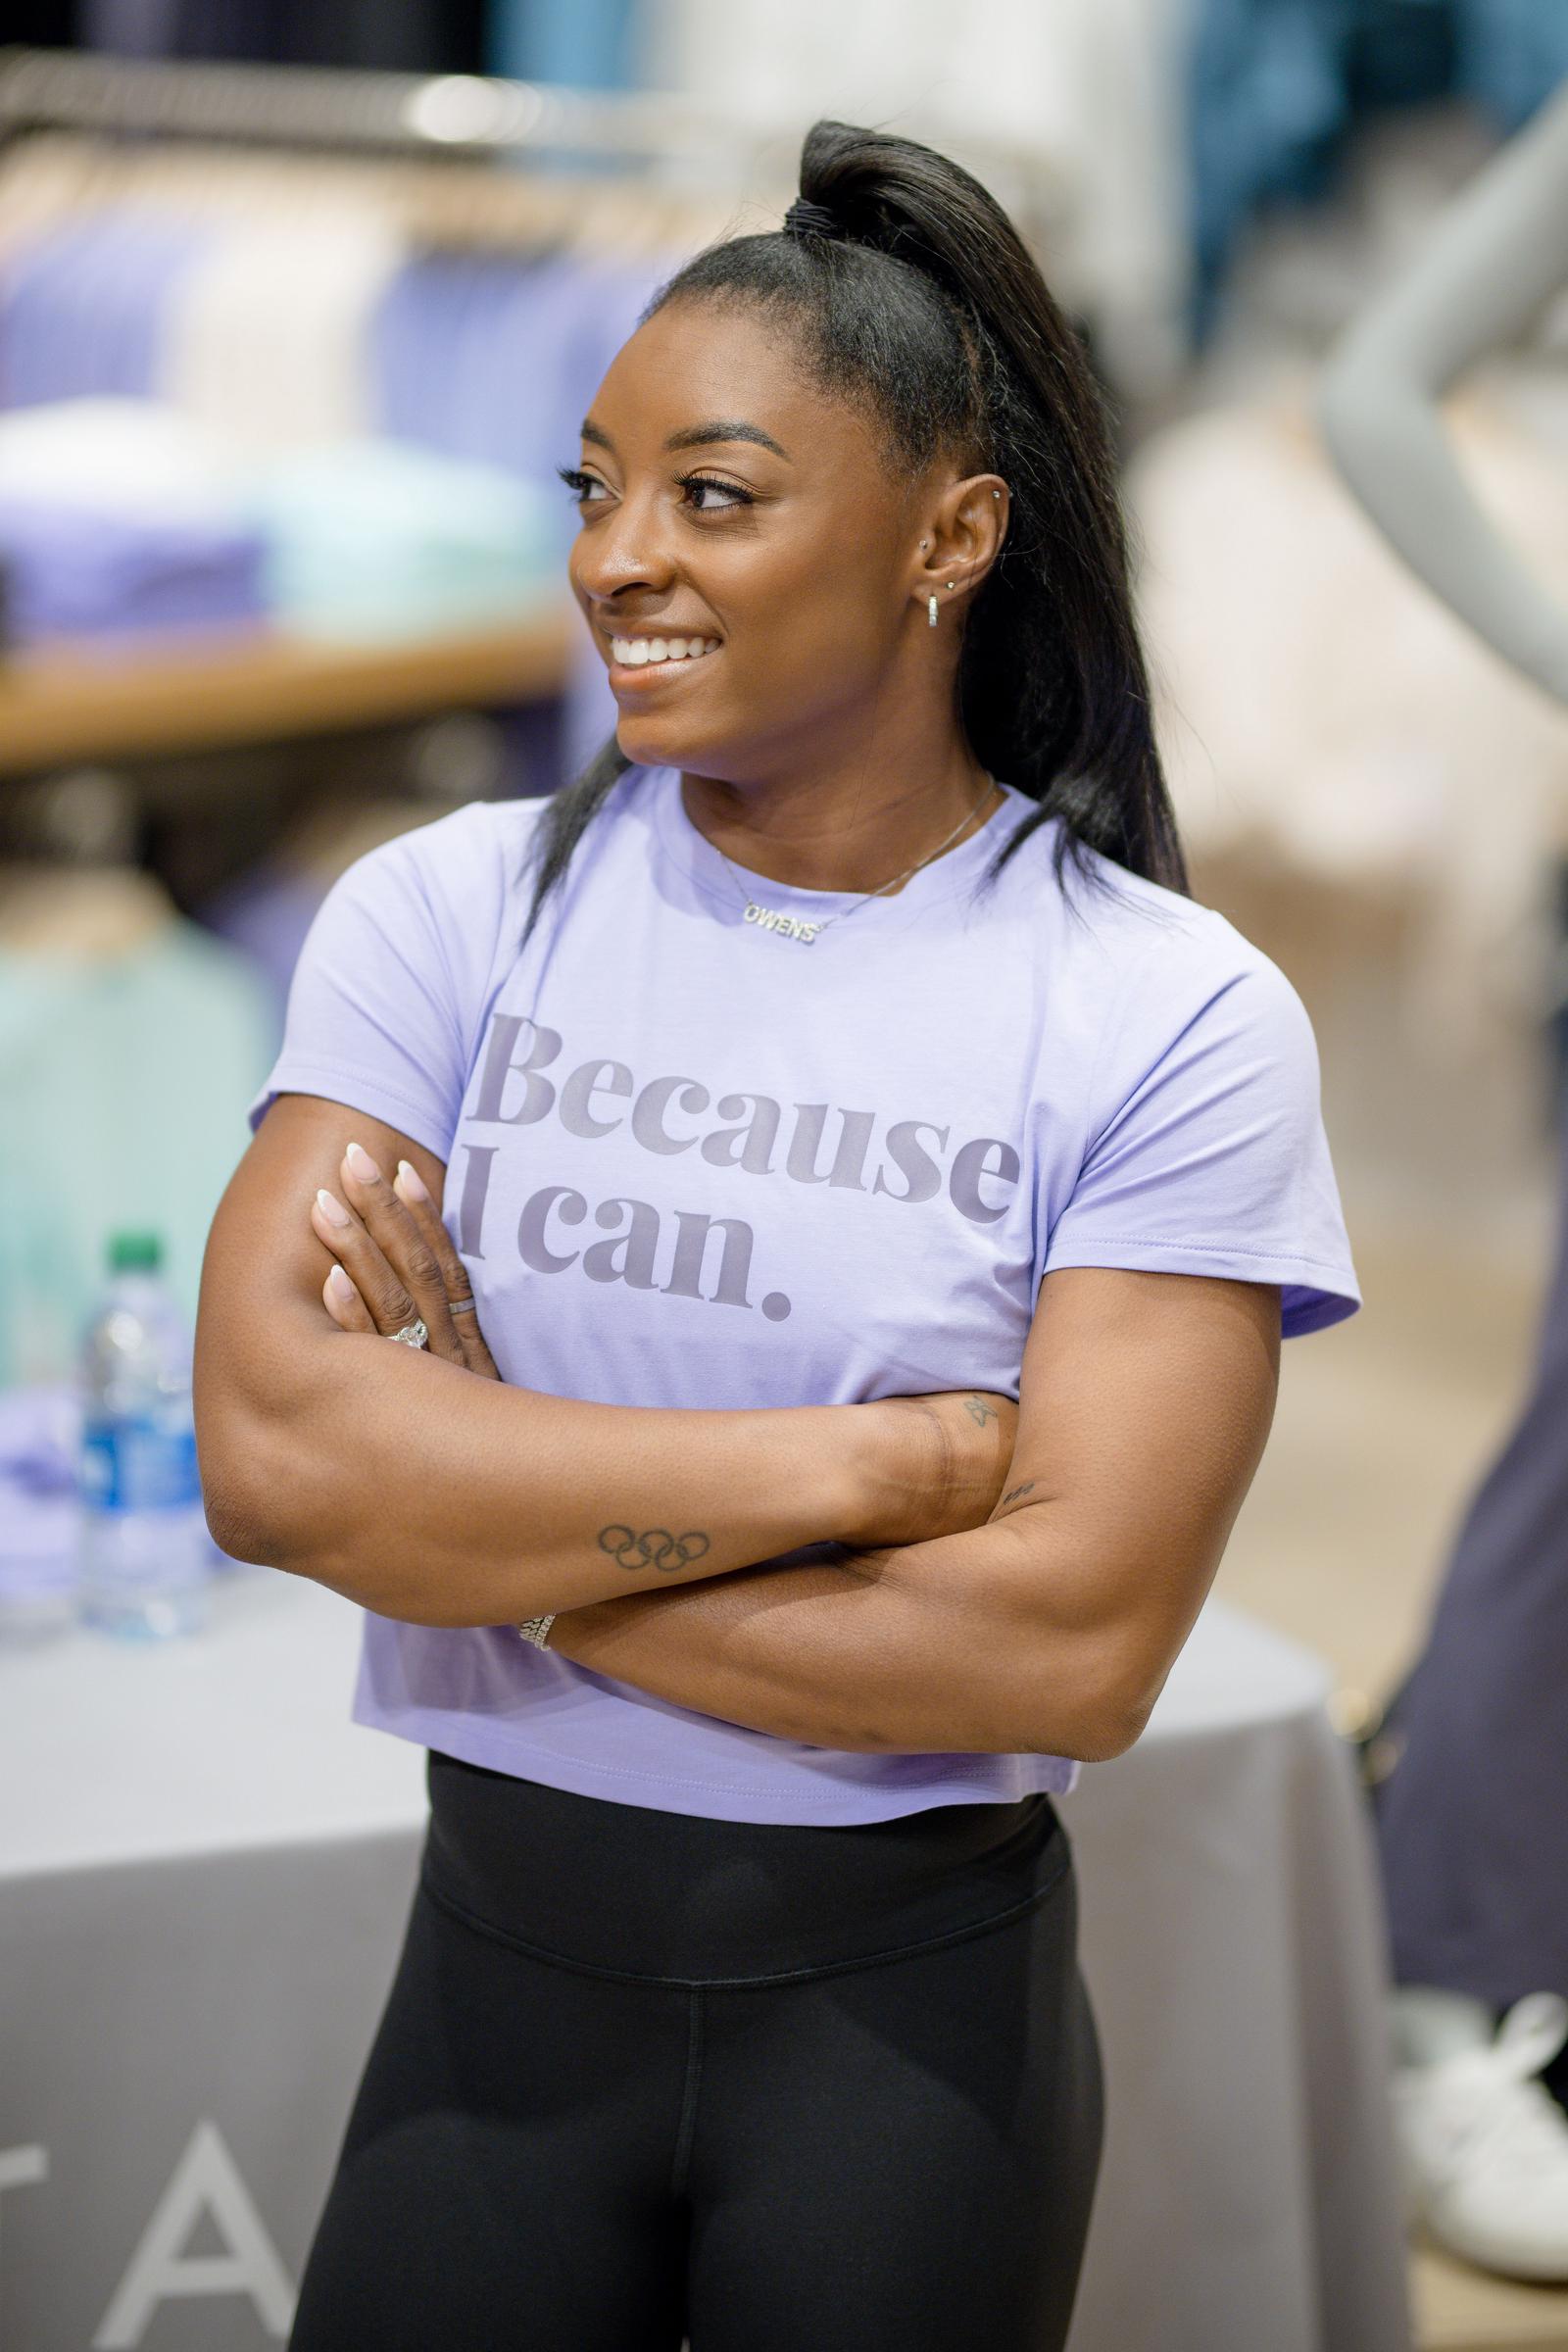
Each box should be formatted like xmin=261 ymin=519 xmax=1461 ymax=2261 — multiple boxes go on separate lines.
xmin=309 ymin=1139 xmax=501 ymax=1381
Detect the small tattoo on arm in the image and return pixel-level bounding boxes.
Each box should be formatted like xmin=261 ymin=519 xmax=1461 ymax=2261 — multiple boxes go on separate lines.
xmin=962 ymin=1396 xmax=1000 ymax=1428
xmin=598 ymin=1526 xmax=711 ymax=1574
xmin=998 ymin=1481 xmax=1037 ymax=1511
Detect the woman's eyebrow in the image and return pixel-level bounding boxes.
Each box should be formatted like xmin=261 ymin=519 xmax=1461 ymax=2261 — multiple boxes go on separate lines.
xmin=578 ymin=416 xmax=793 ymax=462
xmin=664 ymin=420 xmax=792 ymax=462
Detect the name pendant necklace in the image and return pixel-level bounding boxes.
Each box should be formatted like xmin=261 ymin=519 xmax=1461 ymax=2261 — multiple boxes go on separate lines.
xmin=708 ymin=776 xmax=1000 ymax=945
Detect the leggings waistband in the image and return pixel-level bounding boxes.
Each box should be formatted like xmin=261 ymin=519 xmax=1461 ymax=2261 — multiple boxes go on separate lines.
xmin=421 ymin=1751 xmax=1069 ymax=1987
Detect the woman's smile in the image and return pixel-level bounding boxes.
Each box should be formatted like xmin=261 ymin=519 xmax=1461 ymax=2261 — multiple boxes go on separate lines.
xmin=606 ymin=629 xmax=722 ymax=686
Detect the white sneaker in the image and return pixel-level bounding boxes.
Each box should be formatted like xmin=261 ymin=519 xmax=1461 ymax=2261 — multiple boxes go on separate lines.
xmin=1394 ymin=1991 xmax=1568 ymax=2281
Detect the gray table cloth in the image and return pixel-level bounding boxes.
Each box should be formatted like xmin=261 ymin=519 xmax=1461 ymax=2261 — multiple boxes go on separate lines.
xmin=0 ymin=1576 xmax=1410 ymax=2352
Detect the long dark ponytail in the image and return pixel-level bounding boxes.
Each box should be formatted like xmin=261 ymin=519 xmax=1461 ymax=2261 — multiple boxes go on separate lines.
xmin=523 ymin=119 xmax=1186 ymax=941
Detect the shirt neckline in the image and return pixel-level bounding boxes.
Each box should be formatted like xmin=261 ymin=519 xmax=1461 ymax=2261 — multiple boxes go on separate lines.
xmin=646 ymin=763 xmax=1038 ymax=936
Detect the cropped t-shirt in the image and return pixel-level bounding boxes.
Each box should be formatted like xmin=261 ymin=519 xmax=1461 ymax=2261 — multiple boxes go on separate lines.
xmin=249 ymin=763 xmax=1359 ymax=1825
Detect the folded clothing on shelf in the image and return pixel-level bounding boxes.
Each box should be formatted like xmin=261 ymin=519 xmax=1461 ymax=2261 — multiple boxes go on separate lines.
xmin=246 ymin=437 xmax=562 ymax=643
xmin=0 ymin=396 xmax=267 ymax=647
xmin=0 ymin=496 xmax=269 ymax=645
xmin=0 ymin=399 xmax=563 ymax=649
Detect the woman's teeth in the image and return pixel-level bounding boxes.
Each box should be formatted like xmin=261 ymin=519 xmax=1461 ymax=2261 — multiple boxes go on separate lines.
xmin=611 ymin=635 xmax=719 ymax=666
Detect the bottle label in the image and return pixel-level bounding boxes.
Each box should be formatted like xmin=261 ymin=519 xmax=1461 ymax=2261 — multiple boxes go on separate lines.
xmin=81 ymin=1416 xmax=201 ymax=1514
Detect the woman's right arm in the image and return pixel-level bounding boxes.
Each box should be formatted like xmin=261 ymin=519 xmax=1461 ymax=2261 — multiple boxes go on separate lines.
xmin=195 ymin=1093 xmax=1005 ymax=1630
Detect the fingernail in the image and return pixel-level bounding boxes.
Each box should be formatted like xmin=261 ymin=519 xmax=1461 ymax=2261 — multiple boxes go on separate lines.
xmin=344 ymin=1141 xmax=380 ymax=1183
xmin=395 ymin=1159 xmax=429 ymax=1204
xmin=316 ymin=1188 xmax=351 ymax=1227
xmin=326 ymin=1264 xmax=356 ymax=1301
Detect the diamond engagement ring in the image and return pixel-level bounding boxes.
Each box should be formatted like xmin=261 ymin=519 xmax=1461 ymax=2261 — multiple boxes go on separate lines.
xmin=390 ymin=1317 xmax=429 ymax=1348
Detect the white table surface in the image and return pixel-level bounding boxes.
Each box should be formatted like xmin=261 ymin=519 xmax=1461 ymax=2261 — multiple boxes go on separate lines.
xmin=1 ymin=1566 xmax=424 ymax=1876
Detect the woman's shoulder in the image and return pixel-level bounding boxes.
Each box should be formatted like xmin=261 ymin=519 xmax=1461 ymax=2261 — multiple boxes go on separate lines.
xmin=1004 ymin=812 xmax=1295 ymax=1010
xmin=328 ymin=795 xmax=555 ymax=933
xmin=991 ymin=818 xmax=1317 ymax=1112
xmin=366 ymin=794 xmax=553 ymax=883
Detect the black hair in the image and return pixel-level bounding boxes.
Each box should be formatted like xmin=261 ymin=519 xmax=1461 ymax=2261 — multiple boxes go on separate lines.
xmin=522 ymin=118 xmax=1186 ymax=941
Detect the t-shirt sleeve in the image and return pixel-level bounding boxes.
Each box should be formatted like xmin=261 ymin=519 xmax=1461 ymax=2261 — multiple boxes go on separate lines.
xmin=1041 ymin=929 xmax=1359 ymax=1339
xmin=246 ymin=803 xmax=516 ymax=1160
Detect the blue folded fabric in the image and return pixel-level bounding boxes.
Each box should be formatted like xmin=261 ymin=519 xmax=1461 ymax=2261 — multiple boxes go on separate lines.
xmin=0 ymin=494 xmax=269 ymax=645
xmin=0 ymin=1385 xmax=79 ymax=1631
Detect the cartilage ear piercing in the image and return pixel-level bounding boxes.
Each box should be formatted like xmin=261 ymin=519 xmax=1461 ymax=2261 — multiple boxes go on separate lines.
xmin=927 ymin=593 xmax=939 ymax=627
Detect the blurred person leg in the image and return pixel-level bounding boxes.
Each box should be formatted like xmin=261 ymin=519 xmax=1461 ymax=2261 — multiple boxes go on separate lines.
xmin=1372 ymin=1102 xmax=1568 ymax=2278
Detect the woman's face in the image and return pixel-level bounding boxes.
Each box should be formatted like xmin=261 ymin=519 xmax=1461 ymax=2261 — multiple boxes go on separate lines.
xmin=565 ymin=299 xmax=938 ymax=780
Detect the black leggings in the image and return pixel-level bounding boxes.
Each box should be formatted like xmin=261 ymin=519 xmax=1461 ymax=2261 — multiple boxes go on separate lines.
xmin=288 ymin=1750 xmax=1103 ymax=2352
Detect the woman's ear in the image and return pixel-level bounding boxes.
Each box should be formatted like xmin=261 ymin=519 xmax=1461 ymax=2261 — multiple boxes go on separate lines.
xmin=911 ymin=472 xmax=1008 ymax=622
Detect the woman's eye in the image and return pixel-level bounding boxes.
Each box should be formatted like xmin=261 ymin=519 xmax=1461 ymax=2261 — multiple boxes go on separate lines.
xmin=677 ymin=473 xmax=754 ymax=514
xmin=557 ymin=466 xmax=609 ymax=505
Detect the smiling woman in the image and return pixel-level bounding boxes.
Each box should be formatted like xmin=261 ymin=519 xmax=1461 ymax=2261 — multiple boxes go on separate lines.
xmin=552 ymin=296 xmax=1012 ymax=859
xmin=197 ymin=116 xmax=1358 ymax=2352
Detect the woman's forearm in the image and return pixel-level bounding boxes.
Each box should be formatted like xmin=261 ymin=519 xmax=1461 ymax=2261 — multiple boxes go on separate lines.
xmin=200 ymin=1324 xmax=932 ymax=1627
xmin=544 ymin=1517 xmax=1123 ymax=1760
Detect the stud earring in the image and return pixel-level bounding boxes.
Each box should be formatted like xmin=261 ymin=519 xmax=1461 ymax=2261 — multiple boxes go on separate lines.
xmin=927 ymin=594 xmax=939 ymax=627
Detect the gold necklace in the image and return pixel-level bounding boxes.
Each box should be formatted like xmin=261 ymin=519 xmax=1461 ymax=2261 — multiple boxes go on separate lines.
xmin=709 ymin=777 xmax=1000 ymax=946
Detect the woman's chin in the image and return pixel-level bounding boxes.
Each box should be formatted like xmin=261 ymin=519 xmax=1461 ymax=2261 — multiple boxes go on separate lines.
xmin=613 ymin=713 xmax=712 ymax=769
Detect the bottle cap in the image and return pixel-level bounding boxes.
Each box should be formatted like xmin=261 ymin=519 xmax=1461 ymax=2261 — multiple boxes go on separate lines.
xmin=108 ymin=1230 xmax=163 ymax=1273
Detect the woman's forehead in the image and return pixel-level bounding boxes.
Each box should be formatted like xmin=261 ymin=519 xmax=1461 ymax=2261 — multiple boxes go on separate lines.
xmin=588 ymin=301 xmax=880 ymax=463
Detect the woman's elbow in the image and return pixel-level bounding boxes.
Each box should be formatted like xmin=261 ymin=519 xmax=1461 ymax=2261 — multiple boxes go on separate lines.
xmin=196 ymin=1408 xmax=329 ymax=1577
xmin=1062 ymin=1690 xmax=1155 ymax=1764
xmin=1025 ymin=1639 xmax=1163 ymax=1765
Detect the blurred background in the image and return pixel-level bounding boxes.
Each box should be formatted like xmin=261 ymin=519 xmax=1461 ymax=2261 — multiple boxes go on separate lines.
xmin=2 ymin=9 xmax=1567 ymax=2347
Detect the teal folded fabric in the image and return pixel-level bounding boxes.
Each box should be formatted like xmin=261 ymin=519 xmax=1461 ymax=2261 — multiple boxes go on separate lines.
xmin=247 ymin=437 xmax=561 ymax=642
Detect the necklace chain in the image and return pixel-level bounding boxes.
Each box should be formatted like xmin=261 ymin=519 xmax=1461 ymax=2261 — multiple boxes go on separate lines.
xmin=708 ymin=776 xmax=1000 ymax=945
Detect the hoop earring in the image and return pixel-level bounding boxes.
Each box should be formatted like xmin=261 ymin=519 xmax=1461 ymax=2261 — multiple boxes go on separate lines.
xmin=927 ymin=594 xmax=939 ymax=628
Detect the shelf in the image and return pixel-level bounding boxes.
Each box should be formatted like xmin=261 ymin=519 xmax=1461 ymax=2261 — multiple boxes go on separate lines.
xmin=0 ymin=603 xmax=577 ymax=774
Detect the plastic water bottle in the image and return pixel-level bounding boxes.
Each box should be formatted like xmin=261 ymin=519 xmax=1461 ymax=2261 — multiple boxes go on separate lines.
xmin=77 ymin=1231 xmax=209 ymax=1640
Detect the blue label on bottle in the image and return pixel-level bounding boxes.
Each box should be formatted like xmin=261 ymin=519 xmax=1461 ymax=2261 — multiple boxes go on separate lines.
xmin=81 ymin=1416 xmax=201 ymax=1513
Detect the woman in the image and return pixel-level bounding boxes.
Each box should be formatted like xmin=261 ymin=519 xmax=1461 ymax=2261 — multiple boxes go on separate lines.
xmin=195 ymin=121 xmax=1359 ymax=2352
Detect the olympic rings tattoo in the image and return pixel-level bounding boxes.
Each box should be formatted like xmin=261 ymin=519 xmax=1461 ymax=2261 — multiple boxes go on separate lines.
xmin=597 ymin=1525 xmax=712 ymax=1574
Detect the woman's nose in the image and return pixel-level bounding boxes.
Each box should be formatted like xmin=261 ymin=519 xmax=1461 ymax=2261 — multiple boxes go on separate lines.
xmin=571 ymin=498 xmax=677 ymax=604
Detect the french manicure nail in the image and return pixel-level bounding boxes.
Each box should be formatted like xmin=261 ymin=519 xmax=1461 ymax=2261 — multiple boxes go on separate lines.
xmin=344 ymin=1141 xmax=380 ymax=1183
xmin=395 ymin=1159 xmax=429 ymax=1203
xmin=326 ymin=1265 xmax=356 ymax=1301
xmin=316 ymin=1188 xmax=351 ymax=1227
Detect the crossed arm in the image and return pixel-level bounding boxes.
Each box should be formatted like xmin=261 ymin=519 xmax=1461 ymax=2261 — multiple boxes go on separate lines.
xmin=195 ymin=1095 xmax=1280 ymax=1763
xmin=544 ymin=1261 xmax=1280 ymax=1760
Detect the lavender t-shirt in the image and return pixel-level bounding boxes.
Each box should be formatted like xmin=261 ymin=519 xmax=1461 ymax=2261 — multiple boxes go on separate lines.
xmin=250 ymin=764 xmax=1358 ymax=1825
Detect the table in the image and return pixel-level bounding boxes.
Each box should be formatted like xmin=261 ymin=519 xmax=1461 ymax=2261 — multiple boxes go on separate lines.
xmin=1063 ymin=1606 xmax=1412 ymax=2352
xmin=0 ymin=1574 xmax=1411 ymax=2352
xmin=0 ymin=605 xmax=574 ymax=774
